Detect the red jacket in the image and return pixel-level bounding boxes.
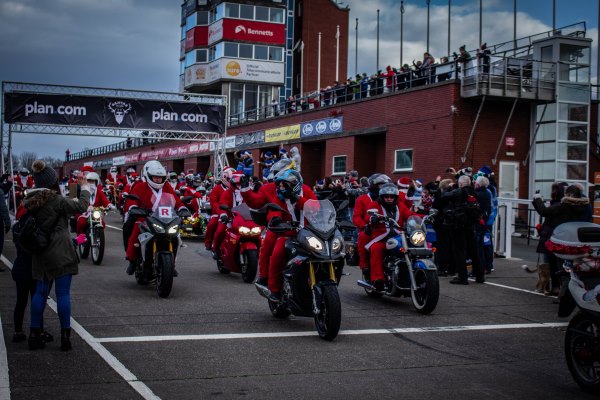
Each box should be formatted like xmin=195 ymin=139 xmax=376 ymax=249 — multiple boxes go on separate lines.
xmin=209 ymin=183 xmax=226 ymax=214
xmin=353 ymin=193 xmax=376 ymax=230
xmin=14 ymin=175 xmax=34 ymax=189
xmin=218 ymin=188 xmax=244 ymax=217
xmin=366 ymin=201 xmax=414 ymax=240
xmin=241 ymin=182 xmax=277 ymax=209
xmin=90 ymin=185 xmax=110 ymax=208
xmin=267 ymin=185 xmax=318 ymax=223
xmin=127 ymin=182 xmax=186 ymax=214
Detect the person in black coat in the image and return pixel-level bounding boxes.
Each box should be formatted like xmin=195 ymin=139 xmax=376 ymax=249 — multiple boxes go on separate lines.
xmin=532 ymin=183 xmax=591 ymax=294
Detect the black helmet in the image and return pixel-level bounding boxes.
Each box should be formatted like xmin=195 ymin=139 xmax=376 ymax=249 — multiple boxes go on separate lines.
xmin=367 ymin=173 xmax=391 ymax=194
xmin=275 ymin=169 xmax=303 ymax=200
xmin=192 ymin=175 xmax=203 ymax=188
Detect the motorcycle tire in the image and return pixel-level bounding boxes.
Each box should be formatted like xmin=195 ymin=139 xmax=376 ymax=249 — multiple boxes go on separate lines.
xmin=411 ymin=269 xmax=439 ymax=315
xmin=135 ymin=261 xmax=148 ymax=285
xmin=565 ymin=312 xmax=600 ymax=394
xmin=79 ymin=237 xmax=90 ymax=259
xmin=314 ymin=284 xmax=342 ymax=341
xmin=241 ymin=250 xmax=258 ymax=283
xmin=91 ymin=229 xmax=105 ymax=265
xmin=268 ymin=299 xmax=291 ymax=319
xmin=156 ymin=252 xmax=174 ymax=298
xmin=217 ymin=259 xmax=230 ymax=274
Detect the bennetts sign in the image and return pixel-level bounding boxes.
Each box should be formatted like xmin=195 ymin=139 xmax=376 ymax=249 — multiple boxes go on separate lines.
xmin=3 ymin=92 xmax=226 ymax=134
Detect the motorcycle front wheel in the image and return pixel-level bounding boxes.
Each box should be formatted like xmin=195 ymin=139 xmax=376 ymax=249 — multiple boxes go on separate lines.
xmin=156 ymin=252 xmax=174 ymax=298
xmin=411 ymin=269 xmax=439 ymax=315
xmin=314 ymin=285 xmax=342 ymax=341
xmin=91 ymin=229 xmax=105 ymax=265
xmin=241 ymin=249 xmax=258 ymax=283
xmin=79 ymin=236 xmax=90 ymax=259
xmin=565 ymin=312 xmax=600 ymax=394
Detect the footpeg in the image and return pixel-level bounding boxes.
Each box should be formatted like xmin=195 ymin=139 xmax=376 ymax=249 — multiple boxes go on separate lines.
xmin=357 ymin=279 xmax=376 ymax=291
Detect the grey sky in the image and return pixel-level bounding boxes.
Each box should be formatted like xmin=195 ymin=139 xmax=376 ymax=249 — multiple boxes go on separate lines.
xmin=0 ymin=0 xmax=597 ymax=160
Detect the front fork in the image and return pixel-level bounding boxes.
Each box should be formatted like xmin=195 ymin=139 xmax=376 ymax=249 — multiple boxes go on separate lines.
xmin=310 ymin=262 xmax=337 ymax=315
xmin=400 ymin=233 xmax=418 ymax=291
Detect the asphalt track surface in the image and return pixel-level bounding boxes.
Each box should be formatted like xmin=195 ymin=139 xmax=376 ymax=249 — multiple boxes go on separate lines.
xmin=0 ymin=213 xmax=592 ymax=400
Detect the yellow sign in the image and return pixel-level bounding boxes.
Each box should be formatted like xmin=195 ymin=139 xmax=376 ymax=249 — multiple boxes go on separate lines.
xmin=226 ymin=61 xmax=241 ymax=76
xmin=265 ymin=124 xmax=300 ymax=143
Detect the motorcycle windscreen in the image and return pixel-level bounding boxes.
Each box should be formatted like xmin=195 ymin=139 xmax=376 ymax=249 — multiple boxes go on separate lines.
xmin=232 ymin=203 xmax=253 ymax=221
xmin=303 ymin=199 xmax=336 ymax=234
xmin=152 ymin=192 xmax=178 ymax=222
xmin=405 ymin=215 xmax=424 ymax=236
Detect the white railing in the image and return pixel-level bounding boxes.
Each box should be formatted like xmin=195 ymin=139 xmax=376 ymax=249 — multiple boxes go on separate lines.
xmin=495 ymin=197 xmax=542 ymax=259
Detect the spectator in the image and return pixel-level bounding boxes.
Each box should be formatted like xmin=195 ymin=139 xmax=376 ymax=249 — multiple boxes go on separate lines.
xmin=271 ymin=98 xmax=280 ymax=116
xmin=473 ymin=176 xmax=492 ymax=281
xmin=353 ymin=75 xmax=362 ymax=99
xmin=322 ymin=86 xmax=333 ymax=106
xmin=360 ymin=73 xmax=370 ymax=98
xmin=383 ymin=65 xmax=395 ymax=92
xmin=397 ymin=64 xmax=412 ymax=90
xmin=286 ymin=96 xmax=296 ymax=114
xmin=334 ymin=81 xmax=346 ymax=104
xmin=477 ymin=43 xmax=491 ymax=73
xmin=65 ymin=149 xmax=70 ymax=161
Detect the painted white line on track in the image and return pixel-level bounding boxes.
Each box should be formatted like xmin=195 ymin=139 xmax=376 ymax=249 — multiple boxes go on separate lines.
xmin=106 ymin=224 xmax=123 ymax=231
xmin=475 ymin=279 xmax=553 ymax=296
xmin=0 ymin=254 xmax=161 ymax=400
xmin=94 ymin=322 xmax=568 ymax=343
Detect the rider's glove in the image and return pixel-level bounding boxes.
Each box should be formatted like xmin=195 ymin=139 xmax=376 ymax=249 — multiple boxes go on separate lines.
xmin=269 ymin=216 xmax=283 ymax=227
xmin=219 ymin=214 xmax=228 ymax=224
xmin=369 ymin=215 xmax=379 ymax=225
xmin=239 ymin=175 xmax=249 ymax=189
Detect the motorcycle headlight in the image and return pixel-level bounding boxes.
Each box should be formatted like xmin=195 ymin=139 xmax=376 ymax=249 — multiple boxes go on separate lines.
xmin=332 ymin=237 xmax=343 ymax=252
xmin=92 ymin=210 xmax=102 ymax=220
xmin=306 ymin=236 xmax=324 ymax=251
xmin=410 ymin=230 xmax=426 ymax=247
xmin=168 ymin=225 xmax=179 ymax=234
xmin=152 ymin=223 xmax=165 ymax=233
xmin=251 ymin=227 xmax=262 ymax=235
xmin=239 ymin=226 xmax=251 ymax=235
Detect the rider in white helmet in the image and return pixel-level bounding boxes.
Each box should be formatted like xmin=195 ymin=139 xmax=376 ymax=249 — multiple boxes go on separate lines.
xmin=123 ymin=161 xmax=190 ymax=275
xmin=75 ymin=171 xmax=112 ymax=236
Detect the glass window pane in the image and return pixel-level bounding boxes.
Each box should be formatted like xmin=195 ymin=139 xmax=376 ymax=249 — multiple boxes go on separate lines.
xmin=180 ymin=61 xmax=185 ymax=74
xmin=256 ymin=6 xmax=269 ymax=21
xmin=559 ymin=103 xmax=587 ymax=122
xmin=230 ymin=83 xmax=244 ymax=117
xmin=269 ymin=47 xmax=283 ymax=61
xmin=535 ymin=142 xmax=555 ymax=160
xmin=225 ymin=4 xmax=239 ymax=18
xmin=245 ymin=84 xmax=258 ymax=110
xmin=185 ymin=51 xmax=196 ymax=67
xmin=557 ymin=162 xmax=586 ymax=180
xmin=558 ymin=123 xmax=587 ymax=141
xmin=224 ymin=42 xmax=238 ymax=57
xmin=181 ymin=26 xmax=186 ymax=40
xmin=197 ymin=11 xmax=209 ymax=25
xmin=534 ymin=162 xmax=555 ymax=180
xmin=395 ymin=150 xmax=413 ymax=170
xmin=333 ymin=156 xmax=347 ymax=174
xmin=541 ymin=46 xmax=552 ymax=62
xmin=559 ymin=83 xmax=590 ymax=101
xmin=536 ymin=103 xmax=556 ymax=122
xmin=213 ymin=42 xmax=223 ymax=59
xmin=185 ymin=14 xmax=196 ymax=31
xmin=240 ymin=5 xmax=253 ymax=19
xmin=270 ymin=8 xmax=284 ymax=23
xmin=239 ymin=44 xmax=253 ymax=59
xmin=559 ymin=64 xmax=590 ymax=83
xmin=255 ymin=45 xmax=268 ymax=60
xmin=214 ymin=3 xmax=224 ymax=21
xmin=558 ymin=143 xmax=587 ymax=161
xmin=536 ymin=123 xmax=555 ymax=141
xmin=560 ymin=44 xmax=590 ymax=64
xmin=196 ymin=49 xmax=207 ymax=63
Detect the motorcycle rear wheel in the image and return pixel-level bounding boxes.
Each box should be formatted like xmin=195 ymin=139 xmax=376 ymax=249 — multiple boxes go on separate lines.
xmin=78 ymin=237 xmax=90 ymax=259
xmin=241 ymin=250 xmax=258 ymax=283
xmin=411 ymin=269 xmax=439 ymax=315
xmin=91 ymin=229 xmax=105 ymax=265
xmin=314 ymin=285 xmax=342 ymax=341
xmin=216 ymin=258 xmax=230 ymax=274
xmin=156 ymin=253 xmax=174 ymax=298
xmin=565 ymin=312 xmax=600 ymax=394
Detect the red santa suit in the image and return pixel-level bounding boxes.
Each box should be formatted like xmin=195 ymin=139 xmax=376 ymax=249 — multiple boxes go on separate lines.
xmin=267 ymin=185 xmax=317 ymax=293
xmin=125 ymin=181 xmax=186 ymax=261
xmin=76 ymin=184 xmax=111 ymax=235
xmin=204 ymin=182 xmax=226 ymax=250
xmin=14 ymin=175 xmax=34 ymax=189
xmin=353 ymin=192 xmax=377 ymax=270
xmin=212 ymin=186 xmax=246 ymax=252
xmin=364 ymin=200 xmax=414 ymax=282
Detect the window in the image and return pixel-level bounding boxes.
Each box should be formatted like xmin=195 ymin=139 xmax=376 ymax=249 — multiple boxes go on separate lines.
xmin=239 ymin=44 xmax=253 ymax=59
xmin=225 ymin=3 xmax=239 ymax=18
xmin=224 ymin=42 xmax=238 ymax=57
xmin=269 ymin=46 xmax=283 ymax=61
xmin=197 ymin=11 xmax=209 ymax=25
xmin=240 ymin=4 xmax=253 ymax=19
xmin=254 ymin=45 xmax=268 ymax=60
xmin=255 ymin=6 xmax=269 ymax=21
xmin=332 ymin=156 xmax=347 ymax=175
xmin=270 ymin=8 xmax=284 ymax=23
xmin=208 ymin=46 xmax=217 ymax=62
xmin=394 ymin=149 xmax=413 ymax=171
xmin=559 ymin=103 xmax=588 ymax=122
xmin=196 ymin=49 xmax=207 ymax=63
xmin=185 ymin=13 xmax=196 ymax=31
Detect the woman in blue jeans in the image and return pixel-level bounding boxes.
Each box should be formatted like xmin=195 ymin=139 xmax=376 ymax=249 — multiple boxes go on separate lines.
xmin=22 ymin=160 xmax=90 ymax=351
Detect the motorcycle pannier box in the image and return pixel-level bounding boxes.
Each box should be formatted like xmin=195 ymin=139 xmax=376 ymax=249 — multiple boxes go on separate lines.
xmin=547 ymin=222 xmax=600 ymax=260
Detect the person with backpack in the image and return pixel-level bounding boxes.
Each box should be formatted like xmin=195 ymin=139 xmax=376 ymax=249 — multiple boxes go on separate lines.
xmin=21 ymin=160 xmax=90 ymax=351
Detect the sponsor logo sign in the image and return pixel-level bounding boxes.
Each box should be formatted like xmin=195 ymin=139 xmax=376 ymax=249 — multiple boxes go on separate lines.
xmin=208 ymin=19 xmax=223 ymax=45
xmin=185 ymin=26 xmax=208 ymax=50
xmin=220 ymin=19 xmax=285 ymax=45
xmin=209 ymin=136 xmax=236 ymax=151
xmin=4 ymin=92 xmax=226 ymax=134
xmin=226 ymin=61 xmax=241 ymax=77
xmin=265 ymin=124 xmax=300 ymax=143
xmin=185 ymin=58 xmax=284 ymax=87
xmin=113 ymin=156 xmax=126 ymax=166
xmin=235 ymin=131 xmax=265 ymax=147
xmin=300 ymin=117 xmax=344 ymax=138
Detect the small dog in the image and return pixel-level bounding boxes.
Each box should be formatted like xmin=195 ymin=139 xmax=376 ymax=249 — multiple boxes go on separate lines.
xmin=536 ymin=263 xmax=551 ymax=294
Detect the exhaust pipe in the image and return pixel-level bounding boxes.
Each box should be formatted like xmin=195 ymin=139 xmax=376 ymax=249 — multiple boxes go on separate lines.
xmin=357 ymin=279 xmax=376 ymax=291
xmin=254 ymin=281 xmax=270 ymax=299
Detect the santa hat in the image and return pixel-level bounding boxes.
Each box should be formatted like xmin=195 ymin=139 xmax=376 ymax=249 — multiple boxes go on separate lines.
xmin=414 ymin=179 xmax=423 ymax=187
xmin=397 ymin=177 xmax=411 ymax=189
xmin=81 ymin=165 xmax=95 ymax=173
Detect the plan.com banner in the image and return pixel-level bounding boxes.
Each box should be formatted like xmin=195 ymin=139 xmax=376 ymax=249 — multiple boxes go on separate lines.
xmin=4 ymin=92 xmax=226 ymax=134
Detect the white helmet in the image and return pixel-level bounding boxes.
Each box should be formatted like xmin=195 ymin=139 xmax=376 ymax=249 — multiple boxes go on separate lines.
xmin=86 ymin=172 xmax=100 ymax=185
xmin=221 ymin=167 xmax=236 ymax=187
xmin=143 ymin=160 xmax=167 ymax=190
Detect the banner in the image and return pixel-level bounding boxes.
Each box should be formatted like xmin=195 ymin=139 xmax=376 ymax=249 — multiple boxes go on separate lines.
xmin=125 ymin=153 xmax=140 ymax=163
xmin=265 ymin=124 xmax=300 ymax=143
xmin=300 ymin=117 xmax=343 ymax=138
xmin=185 ymin=58 xmax=284 ymax=88
xmin=4 ymin=92 xmax=226 ymax=134
xmin=210 ymin=136 xmax=236 ymax=151
xmin=235 ymin=131 xmax=265 ymax=147
xmin=208 ymin=19 xmax=223 ymax=45
xmin=113 ymin=156 xmax=126 ymax=166
xmin=219 ymin=19 xmax=285 ymax=45
xmin=185 ymin=26 xmax=208 ymax=51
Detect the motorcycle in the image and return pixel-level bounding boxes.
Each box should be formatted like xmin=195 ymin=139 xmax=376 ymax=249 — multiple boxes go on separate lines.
xmin=215 ymin=203 xmax=262 ymax=283
xmin=126 ymin=193 xmax=186 ymax=298
xmin=357 ymin=210 xmax=439 ymax=315
xmin=335 ymin=200 xmax=359 ymax=266
xmin=78 ymin=206 xmax=108 ymax=265
xmin=253 ymin=199 xmax=347 ymax=341
xmin=179 ymin=195 xmax=208 ymax=239
xmin=546 ymin=221 xmax=600 ymax=394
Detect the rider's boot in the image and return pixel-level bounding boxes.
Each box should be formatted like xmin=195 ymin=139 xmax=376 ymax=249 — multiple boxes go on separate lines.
xmin=126 ymin=259 xmax=136 ymax=275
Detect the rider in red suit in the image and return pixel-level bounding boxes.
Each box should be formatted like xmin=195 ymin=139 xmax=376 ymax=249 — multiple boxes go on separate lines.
xmin=204 ymin=167 xmax=235 ymax=251
xmin=124 ymin=161 xmax=189 ymax=274
xmin=265 ymin=169 xmax=317 ymax=301
xmin=14 ymin=168 xmax=34 ymax=189
xmin=240 ymin=159 xmax=295 ymax=286
xmin=212 ymin=172 xmax=246 ymax=258
xmin=364 ymin=183 xmax=415 ymax=291
xmin=76 ymin=172 xmax=112 ymax=235
xmin=353 ymin=174 xmax=391 ymax=272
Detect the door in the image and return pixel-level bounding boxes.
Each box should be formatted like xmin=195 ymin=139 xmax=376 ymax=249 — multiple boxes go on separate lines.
xmin=499 ymin=161 xmax=519 ymax=198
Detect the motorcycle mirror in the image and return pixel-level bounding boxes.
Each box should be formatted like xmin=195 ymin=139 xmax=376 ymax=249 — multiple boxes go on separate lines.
xmin=266 ymin=203 xmax=285 ymax=212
